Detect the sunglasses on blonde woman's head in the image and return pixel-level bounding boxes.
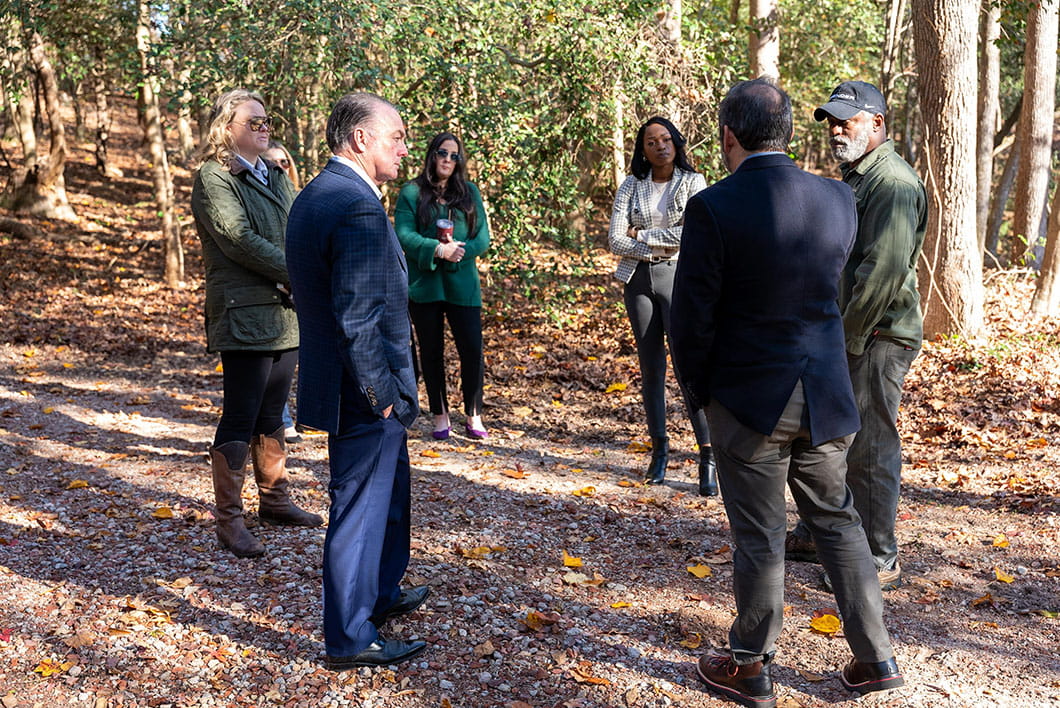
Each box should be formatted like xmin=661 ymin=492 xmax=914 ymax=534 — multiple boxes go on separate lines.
xmin=234 ymin=116 xmax=272 ymax=132
xmin=435 ymin=148 xmax=461 ymax=162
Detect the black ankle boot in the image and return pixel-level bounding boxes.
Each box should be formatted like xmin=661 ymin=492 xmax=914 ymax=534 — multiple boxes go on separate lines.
xmin=644 ymin=436 xmax=669 ymax=485
xmin=698 ymin=446 xmax=718 ymax=497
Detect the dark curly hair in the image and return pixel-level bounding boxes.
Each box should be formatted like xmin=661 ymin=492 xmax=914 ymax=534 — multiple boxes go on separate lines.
xmin=630 ymin=117 xmax=696 ymax=180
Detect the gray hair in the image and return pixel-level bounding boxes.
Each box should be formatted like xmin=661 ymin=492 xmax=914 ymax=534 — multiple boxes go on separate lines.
xmin=717 ymin=78 xmax=792 ymax=153
xmin=326 ymin=92 xmax=395 ymax=152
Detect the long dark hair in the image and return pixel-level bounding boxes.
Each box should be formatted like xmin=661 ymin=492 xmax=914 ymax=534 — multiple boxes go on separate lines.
xmin=413 ymin=132 xmax=476 ymax=237
xmin=629 ymin=116 xmax=696 ymax=180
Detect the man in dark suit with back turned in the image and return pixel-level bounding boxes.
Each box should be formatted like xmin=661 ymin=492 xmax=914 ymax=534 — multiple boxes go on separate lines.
xmin=671 ymin=79 xmax=904 ymax=708
xmin=286 ymin=93 xmax=428 ymax=671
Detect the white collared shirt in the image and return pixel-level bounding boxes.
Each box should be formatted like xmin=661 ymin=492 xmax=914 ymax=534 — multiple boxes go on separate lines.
xmin=331 ymin=154 xmax=382 ymax=200
xmin=234 ymin=154 xmax=268 ymax=185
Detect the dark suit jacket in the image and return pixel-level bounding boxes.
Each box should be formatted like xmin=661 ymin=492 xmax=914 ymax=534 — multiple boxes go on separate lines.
xmin=671 ymin=153 xmax=859 ymax=446
xmin=286 ymin=159 xmax=419 ymax=433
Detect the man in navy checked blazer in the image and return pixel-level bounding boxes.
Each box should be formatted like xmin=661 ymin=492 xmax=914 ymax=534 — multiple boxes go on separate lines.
xmin=286 ymin=93 xmax=428 ymax=670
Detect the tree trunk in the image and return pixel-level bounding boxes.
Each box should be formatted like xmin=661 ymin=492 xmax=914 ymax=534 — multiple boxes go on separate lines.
xmin=3 ymin=31 xmax=75 ymax=219
xmin=299 ymin=35 xmax=328 ymax=178
xmin=985 ymin=136 xmax=1019 ymax=262
xmin=196 ymin=102 xmax=211 ymax=144
xmin=1009 ymin=0 xmax=1059 ymax=265
xmin=658 ymin=0 xmax=682 ymax=45
xmin=92 ymin=51 xmax=123 ymax=179
xmin=11 ymin=87 xmax=37 ymax=170
xmin=1032 ymin=182 xmax=1060 ymax=314
xmin=174 ymin=67 xmax=196 ymax=162
xmin=137 ymin=0 xmax=183 ymax=287
xmin=611 ymin=82 xmax=625 ymax=191
xmin=912 ymin=0 xmax=983 ymax=340
xmin=976 ymin=0 xmax=1000 ymax=256
xmin=749 ymin=0 xmax=779 ymax=80
xmin=880 ymin=0 xmax=908 ymax=106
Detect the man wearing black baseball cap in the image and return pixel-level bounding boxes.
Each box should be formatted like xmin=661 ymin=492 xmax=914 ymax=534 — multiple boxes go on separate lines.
xmin=786 ymin=80 xmax=927 ymax=605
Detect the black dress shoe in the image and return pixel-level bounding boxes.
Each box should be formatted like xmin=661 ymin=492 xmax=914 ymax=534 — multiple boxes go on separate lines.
xmin=370 ymin=585 xmax=431 ymax=626
xmin=840 ymin=656 xmax=905 ymax=695
xmin=696 ymin=654 xmax=776 ymax=708
xmin=644 ymin=436 xmax=669 ymax=485
xmin=325 ymin=638 xmax=427 ymax=671
xmin=698 ymin=446 xmax=718 ymax=497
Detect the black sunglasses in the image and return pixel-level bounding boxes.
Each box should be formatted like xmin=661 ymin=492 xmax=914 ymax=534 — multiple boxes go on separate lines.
xmin=234 ymin=116 xmax=273 ymax=132
xmin=435 ymin=148 xmax=461 ymax=162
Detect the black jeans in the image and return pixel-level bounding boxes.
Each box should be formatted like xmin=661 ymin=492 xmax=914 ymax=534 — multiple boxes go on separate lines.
xmin=708 ymin=382 xmax=893 ymax=666
xmin=408 ymin=301 xmax=484 ymax=416
xmin=845 ymin=336 xmax=919 ymax=570
xmin=623 ymin=260 xmax=710 ymax=446
xmin=214 ymin=349 xmax=298 ymax=447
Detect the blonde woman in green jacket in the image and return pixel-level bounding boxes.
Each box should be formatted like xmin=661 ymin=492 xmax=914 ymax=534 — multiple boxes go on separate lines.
xmin=190 ymin=89 xmax=321 ymax=559
xmin=395 ymin=132 xmax=490 ymax=441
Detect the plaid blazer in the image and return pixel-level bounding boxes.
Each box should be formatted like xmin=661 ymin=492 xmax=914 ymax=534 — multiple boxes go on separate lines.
xmin=607 ymin=168 xmax=707 ymax=283
xmin=285 ymin=159 xmax=419 ymax=433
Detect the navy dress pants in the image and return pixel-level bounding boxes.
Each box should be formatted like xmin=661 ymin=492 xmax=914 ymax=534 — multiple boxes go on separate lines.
xmin=322 ymin=407 xmax=411 ymax=657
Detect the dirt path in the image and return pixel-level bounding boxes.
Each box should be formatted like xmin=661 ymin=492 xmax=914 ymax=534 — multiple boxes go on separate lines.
xmin=1 ymin=111 xmax=1058 ymax=706
xmin=1 ymin=273 xmax=1059 ymax=707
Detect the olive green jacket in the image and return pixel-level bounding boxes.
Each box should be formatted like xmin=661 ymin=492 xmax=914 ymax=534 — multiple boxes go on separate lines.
xmin=394 ymin=181 xmax=490 ymax=307
xmin=839 ymin=140 xmax=927 ymax=355
xmin=191 ymin=158 xmax=299 ymax=352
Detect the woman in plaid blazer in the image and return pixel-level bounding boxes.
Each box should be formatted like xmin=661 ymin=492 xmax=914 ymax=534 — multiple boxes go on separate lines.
xmin=607 ymin=117 xmax=716 ymax=496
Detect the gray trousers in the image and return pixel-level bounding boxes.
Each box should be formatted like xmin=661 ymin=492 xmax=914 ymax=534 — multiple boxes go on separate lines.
xmin=708 ymin=382 xmax=893 ymax=665
xmin=794 ymin=336 xmax=918 ymax=570
xmin=623 ymin=260 xmax=710 ymax=446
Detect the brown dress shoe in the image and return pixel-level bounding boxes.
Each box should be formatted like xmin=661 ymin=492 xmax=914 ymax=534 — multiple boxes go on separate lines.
xmin=696 ymin=654 xmax=776 ymax=708
xmin=841 ymin=657 xmax=905 ymax=695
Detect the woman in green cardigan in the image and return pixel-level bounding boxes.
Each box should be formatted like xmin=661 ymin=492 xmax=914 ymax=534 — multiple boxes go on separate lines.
xmin=190 ymin=89 xmax=321 ymax=558
xmin=395 ymin=132 xmax=490 ymax=440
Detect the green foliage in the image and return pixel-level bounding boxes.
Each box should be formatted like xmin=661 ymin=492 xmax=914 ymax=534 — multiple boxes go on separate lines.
xmin=7 ymin=0 xmax=1041 ymax=286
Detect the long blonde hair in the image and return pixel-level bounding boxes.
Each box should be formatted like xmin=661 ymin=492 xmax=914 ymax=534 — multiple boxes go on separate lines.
xmin=196 ymin=88 xmax=265 ymax=169
xmin=266 ymin=140 xmax=300 ymax=189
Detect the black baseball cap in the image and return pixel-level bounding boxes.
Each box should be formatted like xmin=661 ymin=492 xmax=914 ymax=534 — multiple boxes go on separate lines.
xmin=814 ymin=81 xmax=887 ymax=121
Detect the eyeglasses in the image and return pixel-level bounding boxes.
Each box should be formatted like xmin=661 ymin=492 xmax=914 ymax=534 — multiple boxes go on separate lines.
xmin=277 ymin=158 xmax=291 ymax=168
xmin=435 ymin=148 xmax=461 ymax=162
xmin=234 ymin=117 xmax=272 ymax=132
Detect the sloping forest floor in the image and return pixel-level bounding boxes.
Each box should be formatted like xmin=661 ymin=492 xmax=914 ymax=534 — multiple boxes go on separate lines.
xmin=0 ymin=102 xmax=1059 ymax=708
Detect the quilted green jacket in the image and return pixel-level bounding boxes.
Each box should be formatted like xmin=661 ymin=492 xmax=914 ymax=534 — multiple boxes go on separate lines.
xmin=190 ymin=158 xmax=299 ymax=352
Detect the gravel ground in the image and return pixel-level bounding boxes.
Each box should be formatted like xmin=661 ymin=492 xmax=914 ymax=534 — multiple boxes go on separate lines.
xmin=1 ymin=293 xmax=1058 ymax=708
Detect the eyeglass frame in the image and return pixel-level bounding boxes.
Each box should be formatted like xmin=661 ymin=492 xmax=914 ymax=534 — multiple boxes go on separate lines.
xmin=435 ymin=147 xmax=462 ymax=162
xmin=233 ymin=116 xmax=273 ymax=133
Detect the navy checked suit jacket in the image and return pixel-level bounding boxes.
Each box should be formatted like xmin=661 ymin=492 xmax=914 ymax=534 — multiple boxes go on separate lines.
xmin=671 ymin=153 xmax=860 ymax=446
xmin=286 ymin=159 xmax=419 ymax=433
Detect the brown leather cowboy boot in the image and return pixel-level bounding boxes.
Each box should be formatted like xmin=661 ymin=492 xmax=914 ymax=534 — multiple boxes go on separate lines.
xmin=251 ymin=426 xmax=324 ymax=527
xmin=209 ymin=441 xmax=265 ymax=558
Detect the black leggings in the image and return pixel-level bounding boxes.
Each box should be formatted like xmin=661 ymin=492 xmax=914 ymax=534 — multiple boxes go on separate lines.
xmin=214 ymin=349 xmax=298 ymax=447
xmin=623 ymin=261 xmax=710 ymax=446
xmin=408 ymin=301 xmax=484 ymax=416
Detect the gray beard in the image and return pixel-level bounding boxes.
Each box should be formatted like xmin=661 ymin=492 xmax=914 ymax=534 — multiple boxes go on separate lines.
xmin=831 ymin=129 xmax=871 ymax=163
